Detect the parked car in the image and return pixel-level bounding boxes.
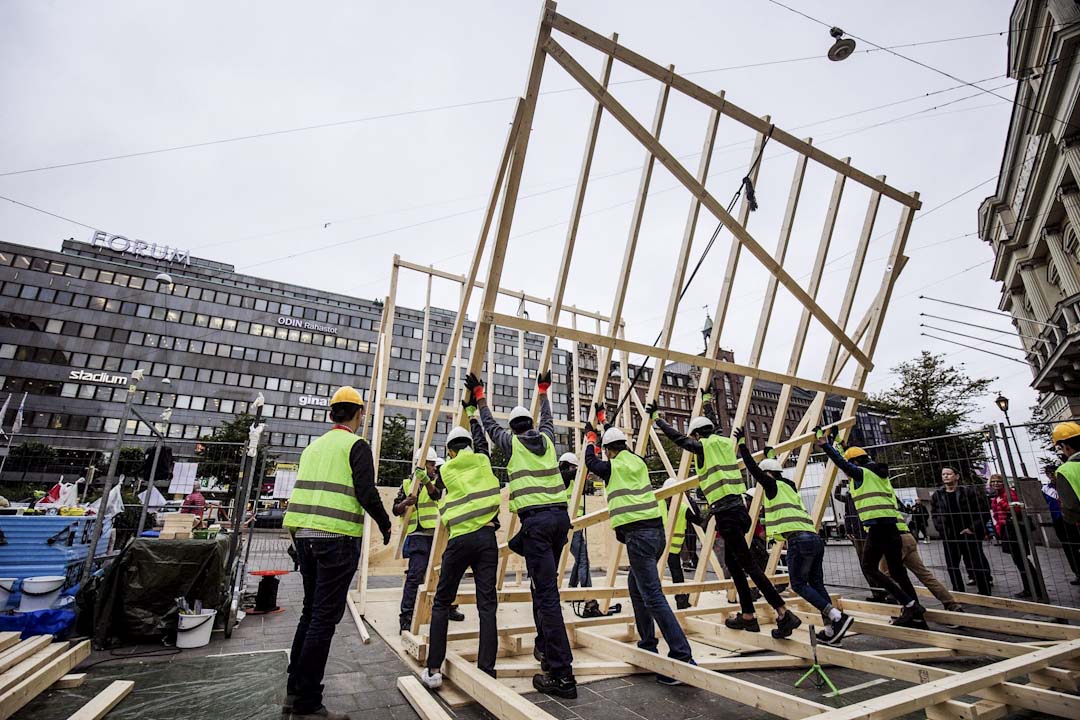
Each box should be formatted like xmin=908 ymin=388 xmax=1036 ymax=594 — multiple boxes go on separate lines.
xmin=254 ymin=507 xmax=285 ymax=528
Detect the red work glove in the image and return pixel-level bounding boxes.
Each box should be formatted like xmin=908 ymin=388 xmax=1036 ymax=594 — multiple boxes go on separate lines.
xmin=537 ymin=370 xmax=552 ymax=394
xmin=464 ymin=372 xmax=484 ymax=401
xmin=594 ymin=402 xmax=606 ymax=426
xmin=583 ymin=421 xmax=598 ymax=446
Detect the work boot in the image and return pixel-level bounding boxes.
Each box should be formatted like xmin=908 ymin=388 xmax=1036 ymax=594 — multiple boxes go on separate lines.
xmin=725 ymin=615 xmax=760 ymax=632
xmin=532 ymin=673 xmax=577 ymax=699
xmin=448 ymin=606 xmax=466 ymax=622
xmin=892 ymin=602 xmax=925 ymax=627
xmin=770 ymin=610 xmax=802 ymax=639
xmin=282 ymin=694 xmax=297 ymax=714
xmin=675 ymin=594 xmax=691 ymax=610
xmin=289 ymin=707 xmax=350 ymax=720
xmin=420 ymin=669 xmax=442 ymax=690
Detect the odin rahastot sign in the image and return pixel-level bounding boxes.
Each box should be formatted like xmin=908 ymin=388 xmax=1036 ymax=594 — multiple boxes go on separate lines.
xmin=90 ymin=231 xmax=191 ymax=266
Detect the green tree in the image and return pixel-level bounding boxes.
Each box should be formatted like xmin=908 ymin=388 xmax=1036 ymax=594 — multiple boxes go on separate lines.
xmin=195 ymin=413 xmax=277 ymax=492
xmin=1028 ymin=399 xmax=1061 ymax=477
xmin=644 ymin=435 xmax=683 ymax=483
xmin=93 ymin=446 xmax=145 ymax=478
xmin=377 ymin=414 xmax=413 ymax=487
xmin=867 ymin=352 xmax=994 ymax=488
xmin=5 ymin=441 xmax=57 ymax=473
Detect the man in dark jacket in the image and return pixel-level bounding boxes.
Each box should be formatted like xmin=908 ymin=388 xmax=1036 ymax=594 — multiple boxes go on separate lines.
xmin=930 ymin=467 xmax=992 ymax=595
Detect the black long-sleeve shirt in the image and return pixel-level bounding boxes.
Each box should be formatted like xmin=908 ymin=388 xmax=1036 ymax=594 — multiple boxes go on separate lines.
xmin=736 ymin=442 xmax=796 ymax=501
xmin=347 ymin=437 xmax=391 ymax=536
xmin=653 ymin=404 xmax=719 ymax=467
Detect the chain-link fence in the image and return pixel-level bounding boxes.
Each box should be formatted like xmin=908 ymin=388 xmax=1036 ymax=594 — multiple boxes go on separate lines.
xmin=793 ymin=420 xmax=1080 ymax=609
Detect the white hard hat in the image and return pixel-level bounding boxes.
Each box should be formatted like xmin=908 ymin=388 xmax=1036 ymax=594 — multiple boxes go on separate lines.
xmin=743 ymin=485 xmax=758 ymax=499
xmin=509 ymin=406 xmax=531 ymax=423
xmin=662 ymin=477 xmax=680 ymax=490
xmin=559 ymin=452 xmax=578 ymax=466
xmin=601 ymin=426 xmax=628 ymax=446
xmin=446 ymin=426 xmax=473 ymax=447
xmin=414 ymin=447 xmax=439 ymax=465
xmin=435 ymin=457 xmax=445 ymax=467
xmin=688 ymin=416 xmax=714 ymax=434
xmin=759 ymin=458 xmax=783 ymax=473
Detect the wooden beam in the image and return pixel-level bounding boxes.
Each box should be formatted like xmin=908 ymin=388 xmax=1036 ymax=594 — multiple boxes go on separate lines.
xmin=66 ymin=680 xmax=135 ymax=720
xmin=0 ymin=640 xmax=91 ymax=720
xmin=449 ymin=577 xmax=785 ymax=604
xmin=397 ymin=676 xmax=453 ymax=720
xmin=547 ymin=11 xmax=920 ymax=210
xmin=841 ymin=599 xmax=1080 ymax=641
xmin=688 ymin=618 xmax=1080 ymax=718
xmin=573 ymin=629 xmax=830 ymax=719
xmin=489 ymin=313 xmax=865 ymax=400
xmin=806 ymin=637 xmax=1080 ymax=720
xmin=0 ymin=643 xmax=67 ymax=694
xmin=914 ymin=586 xmax=1080 ymax=623
xmin=53 ymin=673 xmax=86 ymax=689
xmin=443 ymin=653 xmax=559 ymax=720
xmin=0 ymin=634 xmax=19 ymax=654
xmin=347 ymin=596 xmax=371 ymax=645
xmin=0 ymin=636 xmax=52 ymax=675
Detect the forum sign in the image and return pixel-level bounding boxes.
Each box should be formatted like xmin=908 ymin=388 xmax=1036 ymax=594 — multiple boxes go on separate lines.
xmin=90 ymin=231 xmax=192 ymax=267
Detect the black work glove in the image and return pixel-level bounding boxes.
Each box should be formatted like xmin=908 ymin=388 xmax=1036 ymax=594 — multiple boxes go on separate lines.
xmin=733 ymin=427 xmax=746 ymax=445
xmin=537 ymin=370 xmax=552 ymax=393
xmin=827 ymin=425 xmax=839 ymax=444
xmin=644 ymin=401 xmax=659 ymax=419
xmin=381 ymin=526 xmax=392 ymax=546
xmin=464 ymin=372 xmax=485 ymax=401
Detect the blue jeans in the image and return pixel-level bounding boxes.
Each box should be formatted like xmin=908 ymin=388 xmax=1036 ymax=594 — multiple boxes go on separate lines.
xmin=624 ymin=525 xmax=693 ymax=662
xmin=785 ymin=531 xmax=831 ymax=614
xmin=569 ymin=530 xmax=591 ymax=588
xmin=400 ymin=533 xmax=433 ymax=624
xmin=288 ymin=535 xmax=361 ymax=714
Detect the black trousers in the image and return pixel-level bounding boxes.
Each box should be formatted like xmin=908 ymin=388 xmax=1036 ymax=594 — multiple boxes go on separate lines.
xmin=1053 ymin=518 xmax=1080 ymax=578
xmin=1000 ymin=523 xmax=1042 ymax=596
xmin=943 ymin=535 xmax=991 ymax=595
xmin=861 ymin=522 xmax=915 ymax=605
xmin=427 ymin=527 xmax=499 ymax=675
xmin=510 ymin=506 xmax=574 ymax=679
xmin=666 ymin=553 xmax=688 ymax=604
xmin=288 ymin=535 xmax=361 ymax=714
xmin=711 ymin=506 xmax=785 ymax=615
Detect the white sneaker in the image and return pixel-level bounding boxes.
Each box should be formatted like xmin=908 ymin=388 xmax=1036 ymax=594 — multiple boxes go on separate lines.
xmin=420 ymin=669 xmax=442 ymax=690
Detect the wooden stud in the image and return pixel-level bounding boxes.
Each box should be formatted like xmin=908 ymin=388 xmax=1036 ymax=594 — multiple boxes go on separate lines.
xmin=397 ymin=676 xmax=453 ymax=720
xmin=914 ymin=586 xmax=1080 ymax=623
xmin=356 ymin=514 xmax=371 ymax=608
xmin=0 ymin=634 xmax=19 ymax=655
xmin=347 ymin=594 xmax=371 ymax=645
xmin=53 ymin=673 xmax=86 ymax=689
xmin=443 ymin=653 xmax=559 ymax=720
xmin=0 ymin=636 xmax=52 ymax=675
xmin=0 ymin=640 xmax=91 ymax=720
xmin=65 ymin=680 xmax=135 ymax=720
xmin=0 ymin=642 xmax=67 ymax=694
xmin=841 ymin=599 xmax=1080 ymax=641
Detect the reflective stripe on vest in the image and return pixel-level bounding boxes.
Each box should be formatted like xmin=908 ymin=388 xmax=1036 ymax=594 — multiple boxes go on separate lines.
xmin=506 ymin=435 xmax=565 ymax=513
xmin=659 ymin=499 xmax=688 ymax=554
xmin=284 ymin=429 xmax=366 ymax=537
xmin=607 ymin=452 xmax=662 ymax=529
xmin=851 ymin=469 xmax=901 ymax=523
xmin=696 ymin=435 xmax=745 ymax=504
xmin=403 ymin=469 xmax=438 ymax=534
xmin=439 ymin=448 xmax=502 ymax=539
xmin=761 ymin=481 xmax=815 ymax=540
xmin=1057 ymin=461 xmax=1080 ymax=512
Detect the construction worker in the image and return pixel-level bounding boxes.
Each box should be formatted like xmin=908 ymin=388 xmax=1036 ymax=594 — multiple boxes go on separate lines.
xmin=561 ymin=452 xmax=592 ymax=589
xmin=877 ymin=496 xmax=964 ymax=615
xmin=647 ymin=393 xmax=799 ymax=635
xmin=735 ymin=429 xmax=852 ymax=644
xmin=583 ymin=418 xmax=696 ymax=684
xmin=283 ymin=387 xmax=392 ymax=720
xmin=465 ymin=369 xmax=576 ymax=699
xmin=658 ymin=478 xmax=695 ymax=610
xmin=814 ymin=426 xmax=925 ymax=626
xmin=421 ymin=408 xmax=502 ymax=689
xmin=1053 ymin=422 xmax=1080 ymax=525
xmin=393 ymin=447 xmax=463 ymax=632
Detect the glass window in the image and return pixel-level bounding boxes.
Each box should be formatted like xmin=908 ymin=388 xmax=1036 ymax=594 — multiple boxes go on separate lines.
xmin=45 ymin=319 xmax=62 ymax=334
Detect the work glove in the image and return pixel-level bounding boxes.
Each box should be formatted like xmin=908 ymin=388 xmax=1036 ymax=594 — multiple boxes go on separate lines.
xmin=827 ymin=425 xmax=839 ymax=443
xmin=733 ymin=427 xmax=746 ymax=446
xmin=594 ymin=402 xmax=606 ymax=425
xmin=537 ymin=369 xmax=552 ymax=394
xmin=464 ymin=372 xmax=485 ymax=401
xmin=644 ymin=401 xmax=659 ymax=420
xmin=700 ymin=388 xmax=714 ymax=405
xmin=583 ymin=422 xmax=598 ymax=446
xmin=812 ymin=426 xmax=826 ymax=447
xmin=764 ymin=445 xmax=776 ymax=460
xmin=461 ymin=398 xmax=477 ymax=419
xmin=381 ymin=526 xmax=392 ymax=546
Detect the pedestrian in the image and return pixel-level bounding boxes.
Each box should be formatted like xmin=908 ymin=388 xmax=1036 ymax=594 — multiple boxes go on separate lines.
xmin=814 ymin=426 xmax=925 ymax=627
xmin=393 ymin=447 xmax=463 ymax=632
xmin=583 ymin=419 xmax=697 ymax=685
xmin=1042 ymin=468 xmax=1080 ymax=585
xmin=910 ymin=499 xmax=930 ymax=542
xmin=560 ymin=452 xmax=592 ymax=590
xmin=988 ymin=474 xmax=1042 ymax=599
xmin=648 ymin=391 xmax=800 ymax=636
xmin=737 ymin=432 xmax=853 ymax=645
xmin=283 ymin=386 xmax=393 ymax=720
xmin=657 ymin=477 xmax=698 ymax=610
xmin=467 ymin=369 xmax=577 ymax=699
xmin=930 ymin=467 xmax=992 ymax=595
xmin=420 ymin=415 xmax=503 ymax=689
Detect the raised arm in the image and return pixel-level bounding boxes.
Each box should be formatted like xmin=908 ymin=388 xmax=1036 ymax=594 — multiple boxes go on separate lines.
xmin=814 ymin=427 xmax=864 ymax=485
xmin=735 ymin=428 xmax=777 ymax=498
xmin=466 ymin=372 xmax=514 ymax=457
xmin=646 ymin=399 xmax=704 ymax=455
xmin=536 ymin=370 xmax=555 ymax=443
xmin=582 ymin=423 xmax=611 ymax=481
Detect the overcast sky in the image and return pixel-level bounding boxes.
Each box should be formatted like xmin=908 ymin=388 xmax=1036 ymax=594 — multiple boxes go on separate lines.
xmin=2 ymin=1 xmax=1040 ymax=436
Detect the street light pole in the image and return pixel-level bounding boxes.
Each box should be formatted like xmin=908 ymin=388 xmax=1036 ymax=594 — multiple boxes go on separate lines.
xmin=995 ymin=393 xmax=1030 ymax=477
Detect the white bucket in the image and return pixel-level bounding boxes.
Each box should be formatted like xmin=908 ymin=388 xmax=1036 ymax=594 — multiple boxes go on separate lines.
xmin=17 ymin=575 xmax=66 ymax=613
xmin=0 ymin=579 xmax=16 ymax=609
xmin=176 ymin=609 xmax=216 ymax=649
